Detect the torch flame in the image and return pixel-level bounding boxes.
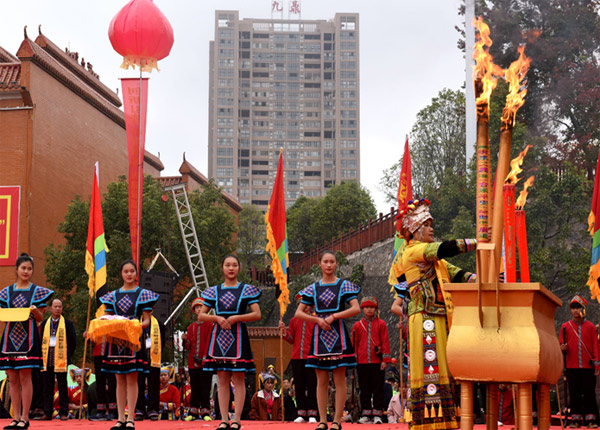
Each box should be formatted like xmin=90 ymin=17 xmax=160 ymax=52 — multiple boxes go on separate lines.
xmin=505 ymin=144 xmax=532 ymax=184
xmin=515 ymin=176 xmax=535 ymax=210
xmin=473 ymin=17 xmax=504 ymax=107
xmin=502 ymin=45 xmax=531 ymax=129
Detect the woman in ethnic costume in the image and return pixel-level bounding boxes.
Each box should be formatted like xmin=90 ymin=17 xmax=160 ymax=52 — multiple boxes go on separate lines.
xmin=390 ymin=199 xmax=477 ymax=430
xmin=0 ymin=253 xmax=53 ymax=430
xmin=296 ymin=250 xmax=361 ymax=430
xmin=98 ymin=260 xmax=159 ymax=430
xmin=198 ymin=254 xmax=261 ymax=430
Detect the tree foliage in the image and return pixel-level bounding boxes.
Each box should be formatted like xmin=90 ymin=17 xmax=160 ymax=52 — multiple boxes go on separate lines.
xmin=44 ymin=175 xmax=236 ymax=362
xmin=380 ymin=89 xmax=467 ymax=200
xmin=465 ymin=0 xmax=600 ymax=177
xmin=378 ymin=1 xmax=599 ymax=298
xmin=287 ymin=181 xmax=377 ymax=253
xmin=237 ymin=203 xmax=267 ymax=272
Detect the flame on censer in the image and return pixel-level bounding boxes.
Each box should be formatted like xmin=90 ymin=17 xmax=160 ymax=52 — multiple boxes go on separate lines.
xmin=473 ymin=17 xmax=504 ymax=115
xmin=505 ymin=144 xmax=532 ymax=184
xmin=515 ymin=176 xmax=535 ymax=210
xmin=502 ymin=45 xmax=531 ymax=130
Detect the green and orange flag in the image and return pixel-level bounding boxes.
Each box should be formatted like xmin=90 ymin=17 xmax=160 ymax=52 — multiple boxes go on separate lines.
xmin=265 ymin=149 xmax=290 ymax=317
xmin=85 ymin=163 xmax=109 ymax=310
xmin=388 ymin=136 xmax=413 ymax=286
xmin=588 ymin=149 xmax=600 ymax=300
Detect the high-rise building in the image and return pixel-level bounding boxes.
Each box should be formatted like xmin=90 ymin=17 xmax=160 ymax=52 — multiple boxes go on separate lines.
xmin=208 ymin=10 xmax=360 ymax=210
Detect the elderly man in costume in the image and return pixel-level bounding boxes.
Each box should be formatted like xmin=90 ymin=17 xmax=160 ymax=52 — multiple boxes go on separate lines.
xmin=559 ymin=295 xmax=599 ymax=428
xmin=390 ymin=199 xmax=477 ymax=430
xmin=68 ymin=367 xmax=90 ymax=419
xmin=158 ymin=366 xmax=180 ymax=420
xmin=38 ymin=299 xmax=76 ymax=421
xmin=351 ymin=296 xmax=391 ymax=424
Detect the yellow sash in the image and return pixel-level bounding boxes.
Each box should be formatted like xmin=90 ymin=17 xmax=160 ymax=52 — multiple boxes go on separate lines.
xmin=41 ymin=316 xmax=68 ymax=372
xmin=149 ymin=316 xmax=161 ymax=368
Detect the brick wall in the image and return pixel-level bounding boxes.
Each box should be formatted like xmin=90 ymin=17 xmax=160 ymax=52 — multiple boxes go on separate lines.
xmin=0 ymin=55 xmax=160 ymax=286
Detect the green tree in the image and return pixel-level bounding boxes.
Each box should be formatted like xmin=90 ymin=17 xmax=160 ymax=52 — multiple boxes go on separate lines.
xmin=237 ymin=204 xmax=267 ymax=273
xmin=287 ymin=182 xmax=377 ymax=253
xmin=287 ymin=196 xmax=320 ymax=252
xmin=44 ymin=175 xmax=236 ymax=362
xmin=524 ymin=164 xmax=592 ymax=293
xmin=380 ymin=89 xmax=467 ymax=200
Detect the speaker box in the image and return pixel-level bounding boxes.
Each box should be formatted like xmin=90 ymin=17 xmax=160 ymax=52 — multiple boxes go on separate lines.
xmin=140 ymin=270 xmax=177 ymax=338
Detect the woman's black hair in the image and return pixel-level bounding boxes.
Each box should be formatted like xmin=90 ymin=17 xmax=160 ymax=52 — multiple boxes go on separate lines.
xmin=120 ymin=259 xmax=137 ymax=272
xmin=16 ymin=253 xmax=34 ymax=269
xmin=221 ymin=254 xmax=241 ymax=267
xmin=319 ymin=249 xmax=337 ymax=262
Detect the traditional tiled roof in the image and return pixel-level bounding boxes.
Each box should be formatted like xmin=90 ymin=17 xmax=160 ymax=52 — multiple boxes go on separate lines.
xmin=248 ymin=326 xmax=282 ymax=338
xmin=34 ymin=33 xmax=122 ymax=108
xmin=144 ymin=151 xmax=164 ymax=171
xmin=0 ymin=63 xmax=21 ymax=90
xmin=16 ymin=37 xmax=125 ymax=127
xmin=0 ymin=46 xmax=18 ymax=63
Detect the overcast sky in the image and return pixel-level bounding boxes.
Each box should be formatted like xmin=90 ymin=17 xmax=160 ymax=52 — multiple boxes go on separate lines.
xmin=2 ymin=0 xmax=466 ymax=213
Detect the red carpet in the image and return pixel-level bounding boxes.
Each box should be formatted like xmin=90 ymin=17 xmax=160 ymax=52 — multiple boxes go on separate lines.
xmin=5 ymin=421 xmax=566 ymax=430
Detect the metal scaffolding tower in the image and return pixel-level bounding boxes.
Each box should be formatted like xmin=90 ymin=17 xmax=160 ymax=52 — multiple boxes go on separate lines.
xmin=163 ymin=183 xmax=210 ymax=324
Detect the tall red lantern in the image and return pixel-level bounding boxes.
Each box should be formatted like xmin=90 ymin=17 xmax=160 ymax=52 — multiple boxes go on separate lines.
xmin=108 ymin=0 xmax=174 ymax=72
xmin=108 ymin=0 xmax=173 ymax=274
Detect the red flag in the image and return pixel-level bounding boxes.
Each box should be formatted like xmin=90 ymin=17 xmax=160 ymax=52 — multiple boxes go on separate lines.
xmin=396 ymin=136 xmax=413 ymax=230
xmin=121 ymin=78 xmax=149 ymax=271
xmin=389 ymin=137 xmax=413 ymax=285
xmin=265 ymin=150 xmax=289 ymax=317
xmin=588 ymin=149 xmax=600 ymax=300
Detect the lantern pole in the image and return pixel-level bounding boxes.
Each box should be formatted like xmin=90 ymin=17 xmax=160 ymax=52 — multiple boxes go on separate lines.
xmin=137 ymin=67 xmax=143 ymax=276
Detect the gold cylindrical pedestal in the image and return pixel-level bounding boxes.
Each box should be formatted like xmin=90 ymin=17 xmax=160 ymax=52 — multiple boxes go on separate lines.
xmin=537 ymin=384 xmax=551 ymax=430
xmin=461 ymin=382 xmax=474 ymax=430
xmin=486 ymin=384 xmax=499 ymax=430
xmin=517 ymin=383 xmax=533 ymax=430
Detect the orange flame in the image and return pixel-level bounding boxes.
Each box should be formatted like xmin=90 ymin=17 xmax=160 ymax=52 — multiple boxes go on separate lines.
xmin=473 ymin=17 xmax=504 ymax=106
xmin=515 ymin=176 xmax=535 ymax=209
xmin=502 ymin=45 xmax=531 ymax=128
xmin=505 ymin=144 xmax=532 ymax=184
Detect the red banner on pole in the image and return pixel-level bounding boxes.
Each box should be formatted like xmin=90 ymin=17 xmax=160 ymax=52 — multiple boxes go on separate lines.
xmin=121 ymin=77 xmax=149 ymax=271
xmin=0 ymin=186 xmax=20 ymax=266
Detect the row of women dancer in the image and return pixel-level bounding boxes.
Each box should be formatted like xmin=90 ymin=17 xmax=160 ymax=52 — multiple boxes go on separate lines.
xmin=1 ymin=197 xmax=477 ymax=430
xmin=192 ymin=198 xmax=476 ymax=430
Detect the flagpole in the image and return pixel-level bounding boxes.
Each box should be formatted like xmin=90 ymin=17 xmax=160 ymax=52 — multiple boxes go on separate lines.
xmin=280 ymin=315 xmax=285 ymax=422
xmin=79 ymin=292 xmax=93 ymax=419
xmin=399 ymin=326 xmax=404 ymax=420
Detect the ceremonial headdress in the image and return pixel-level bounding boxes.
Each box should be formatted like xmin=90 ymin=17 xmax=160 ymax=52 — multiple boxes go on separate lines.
xmin=191 ymin=297 xmax=204 ymax=310
xmin=161 ymin=365 xmax=175 ymax=381
xmin=399 ymin=199 xmax=432 ymax=235
xmin=360 ymin=296 xmax=379 ymax=308
xmin=570 ymin=294 xmax=588 ymax=308
xmin=69 ymin=367 xmax=92 ymax=382
xmin=261 ymin=372 xmax=276 ymax=382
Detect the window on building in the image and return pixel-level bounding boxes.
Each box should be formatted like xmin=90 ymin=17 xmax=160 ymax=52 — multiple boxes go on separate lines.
xmin=217 ymin=168 xmax=233 ymax=176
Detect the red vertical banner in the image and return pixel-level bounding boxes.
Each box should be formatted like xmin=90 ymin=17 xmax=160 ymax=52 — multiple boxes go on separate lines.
xmin=121 ymin=78 xmax=149 ymax=271
xmin=503 ymin=184 xmax=517 ymax=282
xmin=0 ymin=186 xmax=21 ymax=266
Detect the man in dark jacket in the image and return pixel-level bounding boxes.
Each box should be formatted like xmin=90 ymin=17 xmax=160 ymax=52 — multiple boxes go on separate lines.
xmin=36 ymin=299 xmax=76 ymax=420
